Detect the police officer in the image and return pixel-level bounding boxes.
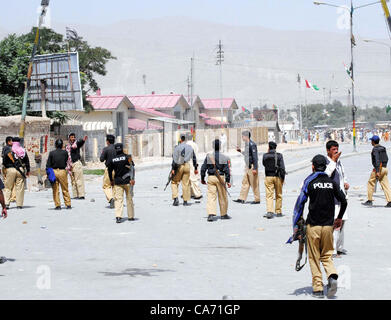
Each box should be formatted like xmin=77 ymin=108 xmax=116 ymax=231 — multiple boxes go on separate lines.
xmin=46 ymin=139 xmax=71 ymax=210
xmin=234 ymin=131 xmax=260 ymax=204
xmin=294 ymin=155 xmax=347 ymax=298
xmin=1 ymin=137 xmax=16 ymax=203
xmin=2 ymin=137 xmax=30 ymax=209
xmin=66 ymin=133 xmax=87 ymax=200
xmin=108 ymin=143 xmax=135 ymax=224
xmin=201 ymin=139 xmax=232 ymax=222
xmin=100 ymin=135 xmax=116 ymax=209
xmin=262 ymin=142 xmax=285 ymax=219
xmin=171 ymin=135 xmax=198 ymax=207
xmin=362 ymin=135 xmax=391 ymax=207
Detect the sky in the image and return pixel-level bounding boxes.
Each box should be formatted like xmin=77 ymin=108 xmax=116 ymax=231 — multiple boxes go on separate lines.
xmin=0 ymin=0 xmax=390 ymax=40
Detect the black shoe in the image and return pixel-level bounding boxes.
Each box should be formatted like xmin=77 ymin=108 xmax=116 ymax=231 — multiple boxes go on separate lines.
xmin=194 ymin=195 xmax=203 ymax=200
xmin=55 ymin=206 xmax=61 ymax=210
xmin=264 ymin=212 xmax=274 ymax=219
xmin=17 ymin=206 xmax=23 ymax=210
xmin=327 ymin=274 xmax=338 ymax=298
xmin=183 ymin=201 xmax=190 ymax=206
xmin=0 ymin=257 xmax=7 ymax=264
xmin=275 ymin=213 xmax=284 ymax=217
xmin=78 ymin=197 xmax=85 ymax=200
xmin=221 ymin=215 xmax=232 ymax=220
xmin=337 ymin=250 xmax=347 ymax=255
xmin=5 ymin=206 xmax=9 ymax=210
xmin=233 ymin=199 xmax=245 ymax=204
xmin=362 ymin=200 xmax=373 ymax=206
xmin=109 ymin=198 xmax=115 ymax=209
xmin=207 ymin=215 xmax=215 ymax=222
xmin=312 ymin=291 xmax=325 ymax=299
xmin=116 ymin=217 xmax=122 ymax=224
xmin=251 ymin=201 xmax=260 ymax=204
xmin=173 ymin=198 xmax=179 ymax=206
xmin=386 ymin=202 xmax=391 ymax=208
xmin=128 ymin=218 xmax=135 ymax=221
xmin=66 ymin=206 xmax=72 ymax=210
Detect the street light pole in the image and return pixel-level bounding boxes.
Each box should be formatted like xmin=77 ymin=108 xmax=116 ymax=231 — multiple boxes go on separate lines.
xmin=313 ymin=0 xmax=383 ymax=152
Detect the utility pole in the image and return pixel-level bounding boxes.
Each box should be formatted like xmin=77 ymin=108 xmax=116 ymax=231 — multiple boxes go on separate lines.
xmin=19 ymin=0 xmax=50 ymax=144
xmin=216 ymin=40 xmax=224 ymax=124
xmin=142 ymin=74 xmax=147 ymax=94
xmin=190 ymin=55 xmax=195 ymax=106
xmin=297 ymin=74 xmax=303 ymax=144
xmin=350 ymin=0 xmax=358 ymax=152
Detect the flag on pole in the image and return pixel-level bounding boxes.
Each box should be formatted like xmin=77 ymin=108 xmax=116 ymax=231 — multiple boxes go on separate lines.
xmin=305 ymin=80 xmax=319 ymax=91
xmin=386 ymin=105 xmax=391 ymax=113
xmin=344 ymin=63 xmax=354 ymax=83
xmin=241 ymin=106 xmax=251 ymax=114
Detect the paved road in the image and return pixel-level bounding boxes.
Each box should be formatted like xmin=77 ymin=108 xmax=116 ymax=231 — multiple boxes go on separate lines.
xmin=0 ymin=142 xmax=389 ymax=299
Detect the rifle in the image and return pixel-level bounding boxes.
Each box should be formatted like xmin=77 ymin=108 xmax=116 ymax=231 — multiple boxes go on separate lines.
xmin=210 ymin=154 xmax=231 ymax=198
xmin=7 ymin=152 xmax=27 ymax=179
xmin=293 ymin=217 xmax=307 ymax=272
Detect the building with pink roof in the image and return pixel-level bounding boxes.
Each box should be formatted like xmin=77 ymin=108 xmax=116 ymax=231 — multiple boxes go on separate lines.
xmin=200 ymin=98 xmax=239 ymax=125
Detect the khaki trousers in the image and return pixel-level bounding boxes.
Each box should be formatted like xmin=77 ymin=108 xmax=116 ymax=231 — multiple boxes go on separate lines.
xmin=307 ymin=225 xmax=338 ymax=292
xmin=70 ymin=160 xmax=85 ymax=198
xmin=2 ymin=167 xmax=16 ymax=202
xmin=264 ymin=176 xmax=283 ymax=213
xmin=239 ymin=167 xmax=260 ymax=202
xmin=114 ymin=184 xmax=134 ymax=219
xmin=171 ymin=163 xmax=191 ymax=201
xmin=52 ymin=169 xmax=71 ymax=207
xmin=367 ymin=168 xmax=391 ymax=202
xmin=189 ymin=161 xmax=202 ymax=198
xmin=103 ymin=168 xmax=113 ymax=202
xmin=4 ymin=168 xmax=25 ymax=207
xmin=207 ymin=175 xmax=228 ymax=216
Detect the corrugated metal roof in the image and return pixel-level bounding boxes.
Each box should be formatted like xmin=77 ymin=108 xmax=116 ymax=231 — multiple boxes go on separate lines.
xmin=128 ymin=94 xmax=183 ymax=109
xmin=199 ymin=113 xmax=227 ymax=125
xmin=87 ymin=95 xmax=127 ymax=110
xmin=201 ymin=98 xmax=237 ymax=110
xmin=135 ymin=106 xmax=175 ymax=118
xmin=128 ymin=118 xmax=162 ymax=131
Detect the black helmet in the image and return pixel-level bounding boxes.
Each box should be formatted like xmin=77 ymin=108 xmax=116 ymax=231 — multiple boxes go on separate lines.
xmin=114 ymin=143 xmax=123 ymax=154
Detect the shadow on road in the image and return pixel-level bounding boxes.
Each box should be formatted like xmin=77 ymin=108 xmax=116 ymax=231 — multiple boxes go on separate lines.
xmin=289 ymin=286 xmax=313 ymax=296
xmin=99 ymin=268 xmax=174 ymax=278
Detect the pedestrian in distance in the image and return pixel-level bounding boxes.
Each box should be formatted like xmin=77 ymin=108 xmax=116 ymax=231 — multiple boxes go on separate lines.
xmin=46 ymin=139 xmax=72 ymax=210
xmin=325 ymin=140 xmax=349 ymax=258
xmin=289 ymin=155 xmax=347 ymax=299
xmin=2 ymin=137 xmax=30 ymax=210
xmin=66 ymin=133 xmax=87 ymax=200
xmin=262 ymin=142 xmax=285 ymax=219
xmin=201 ymin=139 xmax=232 ymax=222
xmin=186 ymin=134 xmax=203 ymax=200
xmin=362 ymin=135 xmax=391 ymax=208
xmin=171 ymin=135 xmax=198 ymax=207
xmin=234 ymin=130 xmax=260 ymax=205
xmin=108 ymin=143 xmax=136 ymax=224
xmin=100 ymin=135 xmax=116 ymax=209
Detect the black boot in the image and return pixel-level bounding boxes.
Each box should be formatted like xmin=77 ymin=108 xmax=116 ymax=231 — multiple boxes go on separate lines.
xmin=116 ymin=217 xmax=122 ymax=224
xmin=207 ymin=215 xmax=215 ymax=222
xmin=233 ymin=199 xmax=245 ymax=204
xmin=55 ymin=206 xmax=61 ymax=211
xmin=109 ymin=198 xmax=115 ymax=209
xmin=183 ymin=201 xmax=190 ymax=206
xmin=385 ymin=202 xmax=391 ymax=208
xmin=362 ymin=200 xmax=373 ymax=206
xmin=66 ymin=206 xmax=72 ymax=210
xmin=221 ymin=215 xmax=232 ymax=220
xmin=173 ymin=198 xmax=179 ymax=206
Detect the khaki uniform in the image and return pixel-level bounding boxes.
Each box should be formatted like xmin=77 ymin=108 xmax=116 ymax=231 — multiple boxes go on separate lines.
xmin=207 ymin=175 xmax=228 ymax=216
xmin=70 ymin=160 xmax=85 ymax=198
xmin=367 ymin=168 xmax=391 ymax=202
xmin=172 ymin=163 xmax=191 ymax=201
xmin=264 ymin=176 xmax=283 ymax=214
xmin=2 ymin=167 xmax=16 ymax=202
xmin=187 ymin=141 xmax=202 ymax=199
xmin=103 ymin=168 xmax=113 ymax=202
xmin=52 ymin=169 xmax=71 ymax=208
xmin=113 ymin=184 xmax=134 ymax=219
xmin=306 ymin=225 xmax=337 ymax=292
xmin=4 ymin=168 xmax=25 ymax=207
xmin=239 ymin=166 xmax=260 ymax=202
